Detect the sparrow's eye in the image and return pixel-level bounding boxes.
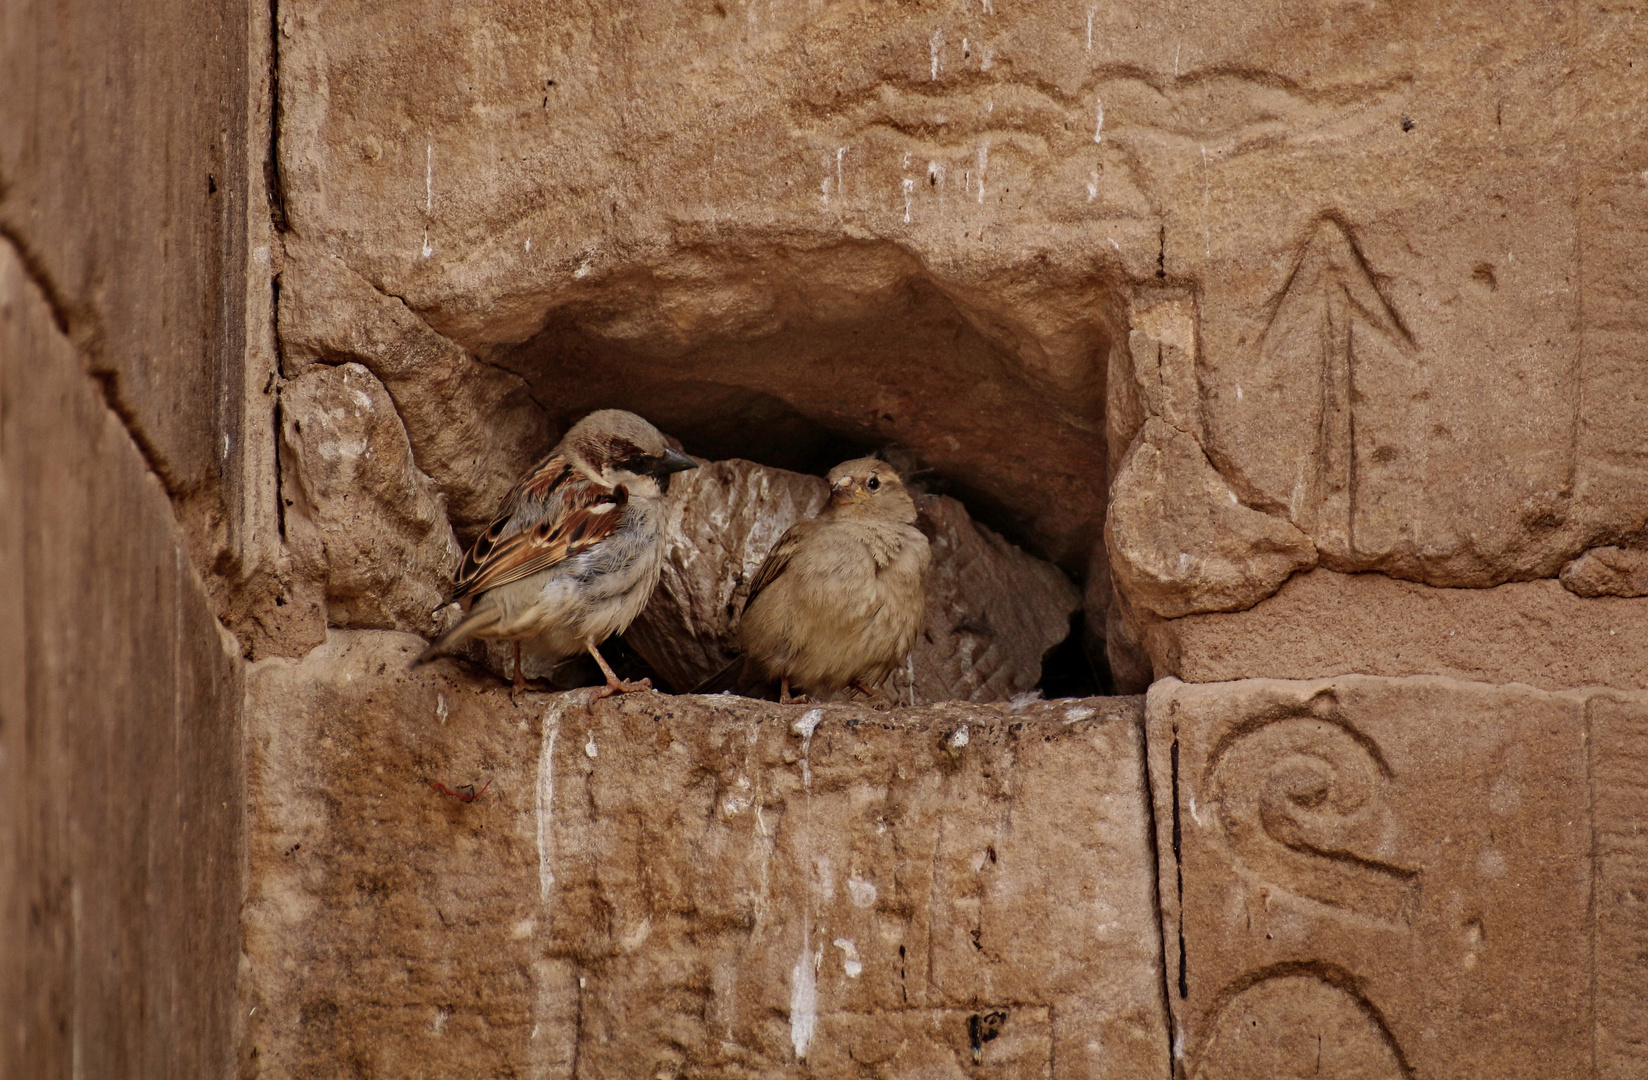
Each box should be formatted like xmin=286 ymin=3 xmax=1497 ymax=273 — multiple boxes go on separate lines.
xmin=867 ymin=476 xmax=881 ymax=491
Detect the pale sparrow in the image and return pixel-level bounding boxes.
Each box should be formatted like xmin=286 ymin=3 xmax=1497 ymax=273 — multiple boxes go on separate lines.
xmin=736 ymin=458 xmax=931 ymax=704
xmin=415 ymin=409 xmax=696 ymax=696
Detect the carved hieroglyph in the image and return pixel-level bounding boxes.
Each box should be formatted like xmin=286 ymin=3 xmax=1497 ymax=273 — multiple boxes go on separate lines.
xmin=1148 ymin=675 xmax=1648 ymax=1080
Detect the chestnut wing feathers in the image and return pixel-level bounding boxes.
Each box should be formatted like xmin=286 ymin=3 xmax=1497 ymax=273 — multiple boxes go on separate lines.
xmin=451 ymin=455 xmax=629 ymax=602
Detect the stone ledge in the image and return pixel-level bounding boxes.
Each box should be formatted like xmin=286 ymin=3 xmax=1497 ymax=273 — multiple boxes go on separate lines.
xmin=243 ymin=630 xmax=1168 ymax=1079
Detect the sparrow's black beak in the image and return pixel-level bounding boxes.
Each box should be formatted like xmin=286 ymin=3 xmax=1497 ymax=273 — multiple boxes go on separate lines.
xmin=652 ymin=448 xmax=698 ymax=491
xmin=656 ymin=448 xmax=698 ymax=476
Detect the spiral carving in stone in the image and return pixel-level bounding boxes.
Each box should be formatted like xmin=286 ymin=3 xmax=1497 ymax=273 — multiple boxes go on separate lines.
xmin=1208 ymin=713 xmax=1418 ymax=924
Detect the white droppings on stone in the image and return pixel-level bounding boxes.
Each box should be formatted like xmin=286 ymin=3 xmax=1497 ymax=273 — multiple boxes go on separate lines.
xmin=948 ymin=724 xmax=970 ymax=749
xmin=793 ymin=708 xmax=824 ymax=739
xmin=847 ymin=874 xmax=878 ymax=907
xmin=833 ymin=938 xmax=864 ymax=977
xmin=1008 ymin=690 xmax=1041 ymax=711
xmin=435 ymin=694 xmax=448 ymax=725
xmin=1062 ymin=704 xmax=1096 ymax=724
xmin=1094 ymin=96 xmax=1105 ymax=143
xmin=585 ymin=735 xmax=598 ymax=759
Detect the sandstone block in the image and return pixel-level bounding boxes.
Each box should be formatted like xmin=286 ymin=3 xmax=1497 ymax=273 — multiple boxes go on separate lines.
xmin=625 ymin=458 xmax=1080 ymax=702
xmin=280 ymin=362 xmax=459 ymax=635
xmin=1106 ymin=418 xmax=1316 ymax=620
xmin=0 ymin=243 xmax=244 ymax=1080
xmin=244 ymin=630 xmax=1167 ymax=1078
xmin=1147 ymin=675 xmax=1648 ymax=1080
xmin=1145 ymin=567 xmax=1648 ymax=691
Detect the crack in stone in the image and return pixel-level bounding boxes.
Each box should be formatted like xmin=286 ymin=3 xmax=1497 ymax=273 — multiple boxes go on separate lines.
xmin=0 ymin=228 xmax=185 ymax=499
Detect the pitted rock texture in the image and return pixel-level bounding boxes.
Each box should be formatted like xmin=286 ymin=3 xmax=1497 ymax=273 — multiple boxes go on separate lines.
xmin=625 ymin=457 xmax=1081 ymax=702
xmin=280 ymin=361 xmax=460 ymax=636
xmin=1147 ymin=675 xmax=1648 ymax=1080
xmin=243 ymin=630 xmax=1166 ymax=1079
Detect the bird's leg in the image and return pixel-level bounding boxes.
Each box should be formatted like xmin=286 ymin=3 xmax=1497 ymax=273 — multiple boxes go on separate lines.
xmin=587 ymin=640 xmax=652 ymax=699
xmin=778 ymin=677 xmax=811 ymax=705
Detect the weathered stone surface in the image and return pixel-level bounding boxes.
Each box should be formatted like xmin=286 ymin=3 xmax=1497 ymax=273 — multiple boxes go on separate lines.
xmin=278 ymin=239 xmax=551 ymax=536
xmin=281 ymin=361 xmax=460 ymax=635
xmin=0 ymin=242 xmax=244 ymax=1080
xmin=1148 ymin=675 xmax=1648 ymax=1080
xmin=1107 ymin=418 xmax=1316 ymax=620
xmin=0 ymin=0 xmax=250 ymax=509
xmin=244 ymin=629 xmax=1167 ymax=1078
xmin=1590 ymin=693 xmax=1648 ymax=1079
xmin=1143 ymin=567 xmax=1648 ymax=691
xmin=1562 ymin=544 xmax=1648 ymax=599
xmin=273 ymin=0 xmax=1648 ymax=598
xmin=626 ymin=457 xmax=1080 ymax=701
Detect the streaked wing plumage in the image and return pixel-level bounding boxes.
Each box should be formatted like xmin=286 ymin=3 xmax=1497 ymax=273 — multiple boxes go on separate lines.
xmin=451 ymin=455 xmax=628 ymax=602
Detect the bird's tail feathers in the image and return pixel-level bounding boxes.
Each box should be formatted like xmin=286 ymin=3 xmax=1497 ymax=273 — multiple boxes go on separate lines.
xmin=412 ymin=607 xmax=502 ymax=667
xmin=692 ymin=654 xmax=747 ymax=695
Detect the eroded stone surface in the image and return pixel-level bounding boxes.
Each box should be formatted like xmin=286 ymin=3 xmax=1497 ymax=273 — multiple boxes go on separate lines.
xmin=1106 ymin=418 xmax=1316 ymax=620
xmin=280 ymin=361 xmax=460 ymax=636
xmin=628 ymin=457 xmax=1081 ymax=701
xmin=1147 ymin=675 xmax=1648 ymax=1080
xmin=278 ymin=240 xmax=551 ymax=537
xmin=243 ymin=630 xmax=1166 ymax=1078
xmin=1144 ymin=567 xmax=1648 ymax=691
xmin=1562 ymin=545 xmax=1648 ymax=599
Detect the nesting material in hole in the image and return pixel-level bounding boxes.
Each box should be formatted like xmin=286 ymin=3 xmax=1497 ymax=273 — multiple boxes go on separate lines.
xmin=621 ymin=457 xmax=1081 ymax=704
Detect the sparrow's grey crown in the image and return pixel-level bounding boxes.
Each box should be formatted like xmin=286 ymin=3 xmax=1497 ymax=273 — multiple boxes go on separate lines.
xmin=564 ymin=409 xmax=696 ymax=487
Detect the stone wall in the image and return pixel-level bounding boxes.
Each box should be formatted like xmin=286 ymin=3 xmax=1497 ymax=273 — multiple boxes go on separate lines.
xmin=0 ymin=2 xmax=254 ymax=1065
xmin=7 ymin=0 xmax=1648 ymax=1077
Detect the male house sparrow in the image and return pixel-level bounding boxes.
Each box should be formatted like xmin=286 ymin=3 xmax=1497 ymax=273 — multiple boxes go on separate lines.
xmin=415 ymin=409 xmax=696 ymax=695
xmin=736 ymin=457 xmax=931 ymax=704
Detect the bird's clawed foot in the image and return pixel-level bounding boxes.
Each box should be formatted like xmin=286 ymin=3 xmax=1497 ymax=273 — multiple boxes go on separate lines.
xmin=593 ymin=676 xmax=653 ymax=699
xmin=586 ymin=641 xmax=652 ymax=699
xmin=778 ymin=677 xmax=812 ymax=705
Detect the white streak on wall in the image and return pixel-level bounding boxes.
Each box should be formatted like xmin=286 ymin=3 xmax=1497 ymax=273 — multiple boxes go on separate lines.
xmin=422 ymin=142 xmax=434 ymax=259
xmin=1094 ymin=97 xmax=1105 ymax=143
xmin=790 ymin=939 xmax=818 ymax=1058
xmin=536 ymin=706 xmax=562 ymax=902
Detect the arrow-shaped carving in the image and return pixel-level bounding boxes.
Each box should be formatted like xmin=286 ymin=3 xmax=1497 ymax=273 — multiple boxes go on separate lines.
xmin=1237 ymin=216 xmax=1418 ymax=563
